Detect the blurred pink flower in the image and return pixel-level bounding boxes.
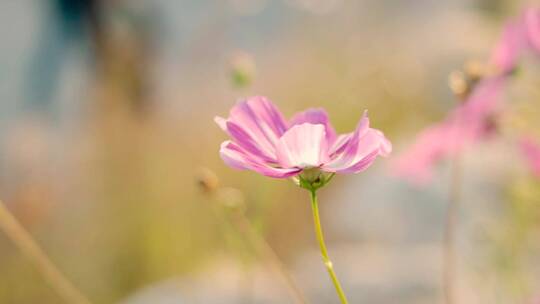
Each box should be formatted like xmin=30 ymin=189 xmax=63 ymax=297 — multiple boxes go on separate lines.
xmin=490 ymin=19 xmax=527 ymax=74
xmin=392 ymin=7 xmax=540 ymax=184
xmin=392 ymin=77 xmax=505 ymax=183
xmin=520 ymin=137 xmax=540 ymax=177
xmin=525 ymin=7 xmax=540 ymax=52
xmin=215 ymin=96 xmax=391 ymax=178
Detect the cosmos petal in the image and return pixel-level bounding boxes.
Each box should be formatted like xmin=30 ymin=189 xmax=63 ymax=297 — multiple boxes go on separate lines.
xmin=331 ymin=150 xmax=380 ymax=174
xmin=321 ymin=111 xmax=370 ymax=169
xmin=225 ymin=121 xmax=276 ymax=162
xmin=525 ymin=7 xmax=540 ymax=52
xmin=323 ymin=128 xmax=391 ymax=173
xmin=214 ymin=116 xmax=227 ymax=131
xmin=275 ymin=123 xmax=329 ymax=169
xmin=220 ymin=141 xmax=301 ymax=178
xmin=391 ymin=78 xmax=504 ymax=184
xmin=329 ymin=133 xmax=352 ymax=156
xmin=289 ymin=108 xmax=337 ymax=143
xmin=519 ymin=137 xmax=540 ymax=177
xmin=216 ymin=97 xmax=391 ymax=179
xmin=215 ymin=96 xmax=289 ymax=162
xmin=489 ymin=19 xmax=527 ymax=74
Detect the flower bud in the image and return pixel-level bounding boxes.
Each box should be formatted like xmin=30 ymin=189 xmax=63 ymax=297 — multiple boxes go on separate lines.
xmin=449 ymin=60 xmax=489 ymax=101
xmin=230 ymin=51 xmax=256 ymax=88
xmin=463 ymin=60 xmax=486 ymax=82
xmin=196 ymin=168 xmax=220 ymax=194
xmin=297 ymin=168 xmax=335 ymax=191
xmin=448 ymin=70 xmax=469 ymax=100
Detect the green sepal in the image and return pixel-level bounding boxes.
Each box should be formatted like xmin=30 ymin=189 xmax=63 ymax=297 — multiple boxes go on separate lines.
xmin=297 ymin=169 xmax=335 ymax=192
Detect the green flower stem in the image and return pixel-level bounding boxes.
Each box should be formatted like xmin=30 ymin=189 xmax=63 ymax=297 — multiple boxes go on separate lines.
xmin=309 ymin=190 xmax=349 ymax=304
xmin=443 ymin=103 xmax=465 ymax=304
xmin=443 ymin=153 xmax=462 ymax=304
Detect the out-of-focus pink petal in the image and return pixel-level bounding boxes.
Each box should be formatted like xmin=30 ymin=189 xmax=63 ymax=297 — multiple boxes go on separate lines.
xmin=489 ymin=19 xmax=527 ymax=74
xmin=452 ymin=77 xmax=506 ymax=141
xmin=525 ymin=7 xmax=540 ymax=52
xmin=456 ymin=77 xmax=505 ymax=119
xmin=275 ymin=123 xmax=329 ymax=169
xmin=529 ymin=295 xmax=540 ymax=304
xmin=217 ymin=96 xmax=288 ymax=162
xmin=289 ymin=108 xmax=337 ymax=143
xmin=391 ymin=124 xmax=455 ymax=184
xmin=220 ymin=141 xmax=301 ymax=178
xmin=519 ymin=137 xmax=540 ymax=177
xmin=392 ymin=77 xmax=506 ymax=184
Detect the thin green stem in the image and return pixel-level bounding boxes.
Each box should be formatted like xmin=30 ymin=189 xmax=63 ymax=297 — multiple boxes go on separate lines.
xmin=309 ymin=190 xmax=349 ymax=304
xmin=0 ymin=199 xmax=92 ymax=304
xmin=443 ymin=98 xmax=465 ymax=304
xmin=443 ymin=153 xmax=462 ymax=304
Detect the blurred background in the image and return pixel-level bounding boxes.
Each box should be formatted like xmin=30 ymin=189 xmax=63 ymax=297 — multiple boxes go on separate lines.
xmin=1 ymin=0 xmax=539 ymax=303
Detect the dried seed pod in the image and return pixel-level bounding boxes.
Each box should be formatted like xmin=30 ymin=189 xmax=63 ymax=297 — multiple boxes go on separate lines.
xmin=449 ymin=60 xmax=489 ymax=101
xmin=463 ymin=60 xmax=486 ymax=82
xmin=448 ymin=70 xmax=469 ymax=101
xmin=196 ymin=168 xmax=220 ymax=194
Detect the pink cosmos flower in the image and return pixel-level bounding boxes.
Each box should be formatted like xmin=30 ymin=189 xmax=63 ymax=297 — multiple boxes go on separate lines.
xmin=491 ymin=7 xmax=540 ymax=70
xmin=490 ymin=19 xmax=527 ymax=74
xmin=215 ymin=96 xmax=391 ymax=180
xmin=393 ymin=77 xmax=505 ymax=183
xmin=392 ymin=9 xmax=535 ymax=184
xmin=525 ymin=7 xmax=540 ymax=53
xmin=519 ymin=137 xmax=540 ymax=177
